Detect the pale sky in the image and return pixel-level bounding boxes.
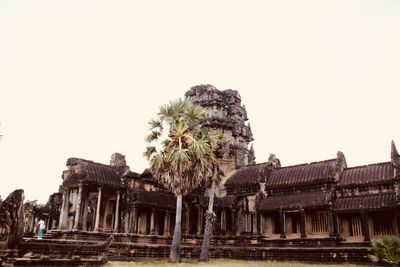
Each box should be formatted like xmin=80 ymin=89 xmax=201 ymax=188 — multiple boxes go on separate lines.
xmin=1 ymin=1 xmax=400 ymax=203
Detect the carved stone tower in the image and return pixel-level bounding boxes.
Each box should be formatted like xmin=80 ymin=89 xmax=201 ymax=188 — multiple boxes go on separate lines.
xmin=185 ymin=84 xmax=255 ymax=176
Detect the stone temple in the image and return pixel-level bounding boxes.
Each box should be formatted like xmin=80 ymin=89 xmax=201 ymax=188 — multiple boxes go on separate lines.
xmin=2 ymin=84 xmax=400 ymax=264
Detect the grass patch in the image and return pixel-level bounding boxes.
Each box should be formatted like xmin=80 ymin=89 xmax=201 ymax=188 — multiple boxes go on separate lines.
xmin=105 ymin=259 xmax=368 ymax=267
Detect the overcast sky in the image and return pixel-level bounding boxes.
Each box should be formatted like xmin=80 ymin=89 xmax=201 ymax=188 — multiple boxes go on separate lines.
xmin=1 ymin=1 xmax=400 ymax=203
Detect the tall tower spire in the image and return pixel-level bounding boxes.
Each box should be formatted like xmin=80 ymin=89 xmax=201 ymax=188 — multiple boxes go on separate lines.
xmin=185 ymin=84 xmax=254 ymax=176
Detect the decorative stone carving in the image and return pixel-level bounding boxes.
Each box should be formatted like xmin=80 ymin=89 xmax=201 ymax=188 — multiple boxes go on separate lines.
xmin=185 ymin=84 xmax=254 ymax=174
xmin=334 ymin=151 xmax=347 ymax=181
xmin=267 ymin=154 xmax=281 ymax=168
xmin=391 ymin=140 xmax=400 ymax=177
xmin=248 ymin=144 xmax=256 ymax=166
xmin=110 ymin=153 xmax=130 ymax=177
xmin=0 ymin=189 xmax=25 ymax=249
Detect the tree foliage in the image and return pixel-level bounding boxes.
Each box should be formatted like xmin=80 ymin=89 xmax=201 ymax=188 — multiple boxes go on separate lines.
xmin=370 ymin=235 xmax=400 ymax=266
xmin=144 ymin=98 xmax=222 ymax=196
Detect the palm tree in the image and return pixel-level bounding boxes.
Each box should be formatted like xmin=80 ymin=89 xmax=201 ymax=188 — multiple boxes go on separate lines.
xmin=144 ymin=99 xmax=221 ymax=263
xmin=199 ymin=164 xmax=223 ymax=261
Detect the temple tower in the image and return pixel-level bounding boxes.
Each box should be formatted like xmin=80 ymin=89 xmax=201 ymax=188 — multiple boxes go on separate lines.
xmin=185 ymin=84 xmax=254 ymax=177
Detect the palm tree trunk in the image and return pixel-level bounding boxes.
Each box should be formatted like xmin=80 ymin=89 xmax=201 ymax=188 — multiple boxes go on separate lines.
xmin=199 ymin=179 xmax=216 ymax=261
xmin=169 ymin=194 xmax=182 ymax=263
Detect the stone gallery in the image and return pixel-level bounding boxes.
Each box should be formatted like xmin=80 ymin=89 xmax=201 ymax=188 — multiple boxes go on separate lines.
xmin=1 ymin=84 xmax=399 ymax=264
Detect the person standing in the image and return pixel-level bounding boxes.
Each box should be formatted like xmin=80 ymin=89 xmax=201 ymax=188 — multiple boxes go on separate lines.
xmin=36 ymin=219 xmax=46 ymax=239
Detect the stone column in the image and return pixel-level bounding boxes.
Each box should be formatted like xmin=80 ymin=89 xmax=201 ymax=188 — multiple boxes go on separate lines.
xmin=164 ymin=211 xmax=171 ymax=236
xmin=252 ymin=212 xmax=257 ymax=234
xmin=52 ymin=219 xmax=57 ymax=230
xmin=30 ymin=214 xmax=36 ymax=233
xmin=81 ymin=193 xmax=89 ymax=231
xmin=46 ymin=216 xmax=51 ymax=230
xmin=132 ymin=207 xmax=138 ymax=233
xmin=197 ymin=207 xmax=203 ymax=235
xmin=94 ymin=187 xmax=102 ymax=232
xmin=235 ymin=210 xmax=242 ymax=236
xmin=184 ymin=205 xmax=190 ymax=235
xmin=150 ymin=208 xmax=156 ymax=235
xmin=137 ymin=210 xmax=142 ymax=234
xmin=73 ymin=184 xmax=83 ymax=231
xmin=114 ymin=190 xmax=120 ymax=232
xmin=258 ymin=213 xmax=265 ymax=235
xmin=279 ymin=209 xmax=286 ymax=238
xmin=361 ymin=210 xmax=371 ymax=242
xmin=329 ymin=205 xmax=339 ymax=237
xmin=300 ymin=208 xmax=307 ymax=238
xmin=221 ymin=209 xmax=227 ymax=234
xmin=124 ymin=212 xmax=130 ymax=233
xmin=58 ymin=189 xmax=69 ymax=230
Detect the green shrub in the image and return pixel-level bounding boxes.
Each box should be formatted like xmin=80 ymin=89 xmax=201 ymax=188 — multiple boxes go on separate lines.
xmin=370 ymin=235 xmax=400 ymax=266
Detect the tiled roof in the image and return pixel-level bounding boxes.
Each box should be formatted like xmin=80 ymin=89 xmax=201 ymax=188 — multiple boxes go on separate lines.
xmin=225 ymin=162 xmax=271 ymax=186
xmin=339 ymin=162 xmax=394 ymax=187
xmin=135 ymin=190 xmax=176 ymax=209
xmin=62 ymin=158 xmax=122 ymax=188
xmin=258 ymin=191 xmax=331 ymax=211
xmin=334 ymin=193 xmax=398 ymax=212
xmin=198 ymin=195 xmax=237 ymax=209
xmin=267 ymin=159 xmax=336 ymax=188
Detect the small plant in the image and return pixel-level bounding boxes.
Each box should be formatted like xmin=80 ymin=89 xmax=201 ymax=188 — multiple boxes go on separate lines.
xmin=370 ymin=235 xmax=400 ymax=266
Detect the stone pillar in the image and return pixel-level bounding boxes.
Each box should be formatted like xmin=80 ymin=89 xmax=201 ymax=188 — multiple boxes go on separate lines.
xmin=221 ymin=209 xmax=227 ymax=234
xmin=58 ymin=189 xmax=69 ymax=230
xmin=197 ymin=207 xmax=203 ymax=235
xmin=73 ymin=184 xmax=83 ymax=231
xmin=137 ymin=210 xmax=142 ymax=234
xmin=82 ymin=193 xmax=89 ymax=231
xmin=300 ymin=208 xmax=307 ymax=238
xmin=258 ymin=213 xmax=264 ymax=235
xmin=132 ymin=207 xmax=138 ymax=233
xmin=184 ymin=205 xmax=190 ymax=235
xmin=46 ymin=216 xmax=51 ymax=230
xmin=252 ymin=212 xmax=257 ymax=234
xmin=52 ymin=219 xmax=57 ymax=230
xmin=94 ymin=187 xmax=102 ymax=232
xmin=30 ymin=215 xmax=36 ymax=233
xmin=164 ymin=211 xmax=171 ymax=236
xmin=150 ymin=208 xmax=156 ymax=235
xmin=124 ymin=212 xmax=130 ymax=233
xmin=235 ymin=210 xmax=242 ymax=236
xmin=329 ymin=205 xmax=339 ymax=237
xmin=279 ymin=209 xmax=286 ymax=238
xmin=114 ymin=191 xmax=120 ymax=232
xmin=361 ymin=210 xmax=371 ymax=242
xmin=231 ymin=210 xmax=236 ymax=235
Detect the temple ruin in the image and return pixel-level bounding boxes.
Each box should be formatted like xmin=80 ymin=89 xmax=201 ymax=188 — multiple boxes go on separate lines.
xmin=1 ymin=84 xmax=399 ymax=264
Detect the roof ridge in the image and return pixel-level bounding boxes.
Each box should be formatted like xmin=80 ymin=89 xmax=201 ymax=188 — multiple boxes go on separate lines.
xmin=338 ymin=192 xmax=395 ymax=199
xmin=239 ymin=161 xmax=272 ymax=169
xmin=69 ymin=157 xmax=114 ymax=168
xmin=272 ymin=158 xmax=336 ymax=170
xmin=343 ymin=161 xmax=391 ymax=170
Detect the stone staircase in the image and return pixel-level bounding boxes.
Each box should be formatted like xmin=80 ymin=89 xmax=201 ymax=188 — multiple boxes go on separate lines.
xmin=17 ymin=230 xmax=373 ymax=264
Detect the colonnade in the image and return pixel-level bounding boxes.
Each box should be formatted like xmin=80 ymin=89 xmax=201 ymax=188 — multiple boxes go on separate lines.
xmin=58 ymin=185 xmax=120 ymax=232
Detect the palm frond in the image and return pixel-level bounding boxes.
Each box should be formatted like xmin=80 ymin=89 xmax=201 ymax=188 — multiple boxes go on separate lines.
xmin=184 ymin=102 xmax=208 ymax=123
xmin=145 ymin=130 xmax=161 ymax=143
xmin=371 ymin=236 xmax=400 ymax=265
xmin=150 ymin=152 xmax=167 ymax=174
xmin=148 ymin=119 xmax=163 ymax=131
xmin=143 ymin=146 xmax=157 ymax=160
